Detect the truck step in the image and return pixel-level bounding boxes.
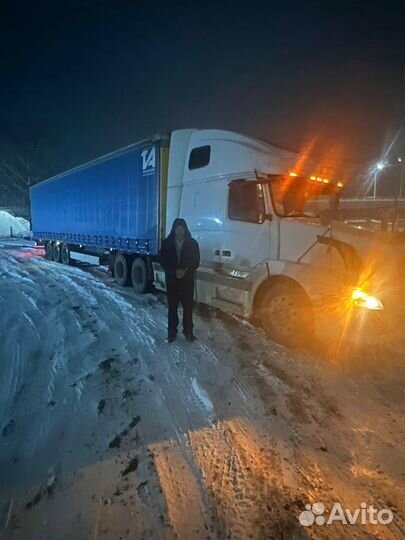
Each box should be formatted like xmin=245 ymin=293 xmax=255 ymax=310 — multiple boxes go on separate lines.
xmin=211 ymin=297 xmax=244 ymax=315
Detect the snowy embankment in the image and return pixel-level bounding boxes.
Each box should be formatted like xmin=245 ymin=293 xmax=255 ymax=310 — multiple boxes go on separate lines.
xmin=0 ymin=242 xmax=403 ymax=540
xmin=0 ymin=211 xmax=30 ymax=238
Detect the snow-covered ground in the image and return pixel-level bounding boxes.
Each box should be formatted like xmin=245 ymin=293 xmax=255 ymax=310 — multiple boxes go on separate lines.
xmin=0 ymin=212 xmax=30 ymax=238
xmin=0 ymin=241 xmax=403 ymax=540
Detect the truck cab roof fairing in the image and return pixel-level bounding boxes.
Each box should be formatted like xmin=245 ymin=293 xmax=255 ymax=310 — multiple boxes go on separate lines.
xmin=179 ymin=129 xmax=299 ymax=184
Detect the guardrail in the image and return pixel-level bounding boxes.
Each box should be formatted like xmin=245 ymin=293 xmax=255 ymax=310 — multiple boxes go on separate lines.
xmin=339 ymin=198 xmax=405 ymax=231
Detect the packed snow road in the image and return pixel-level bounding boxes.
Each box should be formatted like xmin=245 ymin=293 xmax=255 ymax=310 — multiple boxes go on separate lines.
xmin=0 ymin=241 xmax=403 ymax=540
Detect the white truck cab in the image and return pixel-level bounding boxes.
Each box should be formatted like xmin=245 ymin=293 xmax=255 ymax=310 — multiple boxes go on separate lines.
xmin=154 ymin=129 xmax=383 ymax=346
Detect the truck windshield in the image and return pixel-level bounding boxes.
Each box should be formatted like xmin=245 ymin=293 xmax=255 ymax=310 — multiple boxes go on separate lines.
xmin=267 ymin=174 xmax=339 ymax=218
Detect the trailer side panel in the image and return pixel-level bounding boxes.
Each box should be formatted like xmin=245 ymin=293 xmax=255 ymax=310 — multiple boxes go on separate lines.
xmin=30 ymin=140 xmax=164 ymax=255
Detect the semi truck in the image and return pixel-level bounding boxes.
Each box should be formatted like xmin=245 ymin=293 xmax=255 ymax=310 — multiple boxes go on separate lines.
xmin=30 ymin=129 xmax=384 ymax=346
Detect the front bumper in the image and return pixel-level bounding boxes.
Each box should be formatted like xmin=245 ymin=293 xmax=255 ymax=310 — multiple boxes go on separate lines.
xmin=314 ymin=302 xmax=387 ymax=346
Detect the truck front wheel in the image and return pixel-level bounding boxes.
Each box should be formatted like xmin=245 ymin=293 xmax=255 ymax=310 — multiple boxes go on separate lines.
xmin=260 ymin=282 xmax=314 ymax=347
xmin=131 ymin=257 xmax=148 ymax=293
xmin=114 ymin=253 xmax=131 ymax=286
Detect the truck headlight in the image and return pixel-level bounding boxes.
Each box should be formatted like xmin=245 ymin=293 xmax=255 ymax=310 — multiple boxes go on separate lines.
xmin=351 ymin=288 xmax=383 ymax=310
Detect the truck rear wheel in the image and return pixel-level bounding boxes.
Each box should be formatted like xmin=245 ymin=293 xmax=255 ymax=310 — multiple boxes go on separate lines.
xmin=45 ymin=242 xmax=53 ymax=260
xmin=260 ymin=282 xmax=314 ymax=347
xmin=61 ymin=244 xmax=71 ymax=265
xmin=131 ymin=257 xmax=148 ymax=293
xmin=52 ymin=243 xmax=61 ymax=263
xmin=114 ymin=253 xmax=131 ymax=286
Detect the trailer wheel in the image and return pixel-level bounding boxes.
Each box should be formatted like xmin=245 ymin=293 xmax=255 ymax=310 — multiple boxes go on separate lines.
xmin=61 ymin=244 xmax=71 ymax=265
xmin=114 ymin=253 xmax=130 ymax=286
xmin=131 ymin=257 xmax=148 ymax=293
xmin=45 ymin=242 xmax=53 ymax=260
xmin=52 ymin=243 xmax=61 ymax=263
xmin=260 ymin=282 xmax=314 ymax=347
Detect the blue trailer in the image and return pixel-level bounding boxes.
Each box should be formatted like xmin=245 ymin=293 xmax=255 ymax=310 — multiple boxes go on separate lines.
xmin=30 ymin=136 xmax=169 ymax=291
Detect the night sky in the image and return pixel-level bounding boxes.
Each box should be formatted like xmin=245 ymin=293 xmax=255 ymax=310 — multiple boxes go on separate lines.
xmin=1 ymin=0 xmax=404 ymax=188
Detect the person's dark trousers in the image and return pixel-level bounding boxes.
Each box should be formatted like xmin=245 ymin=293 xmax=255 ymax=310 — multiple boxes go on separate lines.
xmin=166 ymin=276 xmax=194 ymax=337
xmin=181 ymin=278 xmax=195 ymax=335
xmin=167 ymin=277 xmax=180 ymax=337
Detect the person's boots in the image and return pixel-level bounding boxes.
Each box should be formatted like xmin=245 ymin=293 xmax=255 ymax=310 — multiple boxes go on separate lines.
xmin=167 ymin=331 xmax=177 ymax=343
xmin=183 ymin=331 xmax=196 ymax=342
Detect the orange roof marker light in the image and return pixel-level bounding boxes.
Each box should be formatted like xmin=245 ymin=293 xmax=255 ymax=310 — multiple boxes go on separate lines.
xmin=289 ymin=173 xmax=343 ymax=187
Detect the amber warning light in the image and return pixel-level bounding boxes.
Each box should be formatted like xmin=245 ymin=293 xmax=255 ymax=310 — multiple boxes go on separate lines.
xmin=289 ymin=172 xmax=344 ymax=188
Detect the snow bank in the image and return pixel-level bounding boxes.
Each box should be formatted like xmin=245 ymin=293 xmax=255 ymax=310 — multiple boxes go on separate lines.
xmin=0 ymin=211 xmax=30 ymax=237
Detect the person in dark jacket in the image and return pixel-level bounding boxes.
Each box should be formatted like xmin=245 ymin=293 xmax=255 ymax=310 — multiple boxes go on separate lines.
xmin=160 ymin=218 xmax=200 ymax=342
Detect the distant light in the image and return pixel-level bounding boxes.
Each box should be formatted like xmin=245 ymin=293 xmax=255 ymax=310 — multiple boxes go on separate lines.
xmin=289 ymin=172 xmax=298 ymax=177
xmin=337 ymin=182 xmax=344 ymax=188
xmin=376 ymin=162 xmax=385 ymax=170
xmin=316 ymin=177 xmax=323 ymax=182
xmin=310 ymin=176 xmax=317 ymax=180
xmin=398 ymin=157 xmax=403 ymax=163
xmin=322 ymin=178 xmax=330 ymax=184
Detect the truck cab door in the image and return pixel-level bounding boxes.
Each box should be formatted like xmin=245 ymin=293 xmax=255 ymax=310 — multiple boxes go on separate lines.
xmin=220 ymin=180 xmax=271 ymax=270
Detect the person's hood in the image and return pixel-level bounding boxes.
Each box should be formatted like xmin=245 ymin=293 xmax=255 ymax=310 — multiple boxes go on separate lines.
xmin=168 ymin=218 xmax=192 ymax=240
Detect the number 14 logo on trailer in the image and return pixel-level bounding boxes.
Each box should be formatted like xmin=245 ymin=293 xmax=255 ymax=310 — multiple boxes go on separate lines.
xmin=141 ymin=147 xmax=156 ymax=175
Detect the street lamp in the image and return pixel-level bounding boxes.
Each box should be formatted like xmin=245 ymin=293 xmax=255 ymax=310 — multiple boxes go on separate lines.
xmin=373 ymin=162 xmax=385 ymax=198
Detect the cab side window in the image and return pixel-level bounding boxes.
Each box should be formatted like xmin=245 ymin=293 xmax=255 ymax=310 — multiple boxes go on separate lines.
xmin=188 ymin=146 xmax=211 ymax=170
xmin=228 ymin=181 xmax=265 ymax=223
